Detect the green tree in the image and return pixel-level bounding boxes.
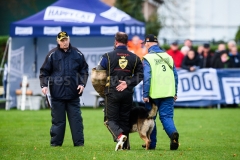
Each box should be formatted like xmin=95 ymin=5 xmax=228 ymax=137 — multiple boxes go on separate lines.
xmin=145 ymin=12 xmax=162 ymax=36
xmin=235 ymin=26 xmax=240 ymax=44
xmin=115 ymin=0 xmax=162 ymax=36
xmin=115 ymin=0 xmax=145 ymax=22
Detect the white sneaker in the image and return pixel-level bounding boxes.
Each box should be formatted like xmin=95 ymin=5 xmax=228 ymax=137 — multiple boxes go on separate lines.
xmin=115 ymin=135 xmax=127 ymax=151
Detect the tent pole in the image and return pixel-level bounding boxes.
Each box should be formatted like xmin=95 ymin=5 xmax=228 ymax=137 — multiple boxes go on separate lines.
xmin=0 ymin=38 xmax=10 ymax=73
xmin=34 ymin=37 xmax=37 ymax=78
xmin=5 ymin=37 xmax=12 ymax=110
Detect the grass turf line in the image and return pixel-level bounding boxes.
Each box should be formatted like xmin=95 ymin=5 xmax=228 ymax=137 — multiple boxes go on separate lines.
xmin=0 ymin=108 xmax=239 ymax=160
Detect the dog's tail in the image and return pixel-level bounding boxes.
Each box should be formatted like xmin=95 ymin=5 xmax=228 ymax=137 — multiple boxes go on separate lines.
xmin=148 ymin=98 xmax=158 ymax=118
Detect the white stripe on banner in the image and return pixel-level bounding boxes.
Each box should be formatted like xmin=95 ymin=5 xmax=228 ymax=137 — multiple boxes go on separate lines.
xmin=222 ymin=77 xmax=240 ymax=104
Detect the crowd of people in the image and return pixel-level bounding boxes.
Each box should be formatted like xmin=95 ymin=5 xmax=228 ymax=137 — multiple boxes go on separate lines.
xmin=128 ymin=36 xmax=240 ymax=71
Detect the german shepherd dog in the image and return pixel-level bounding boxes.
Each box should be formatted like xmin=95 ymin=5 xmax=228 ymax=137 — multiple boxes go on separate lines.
xmin=102 ymin=99 xmax=158 ymax=150
xmin=128 ymin=100 xmax=158 ymax=150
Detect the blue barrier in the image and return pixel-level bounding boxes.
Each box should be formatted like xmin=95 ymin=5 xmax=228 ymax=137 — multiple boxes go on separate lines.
xmin=133 ymin=68 xmax=240 ymax=107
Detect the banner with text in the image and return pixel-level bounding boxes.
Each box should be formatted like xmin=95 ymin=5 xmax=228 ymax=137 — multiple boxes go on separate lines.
xmin=133 ymin=69 xmax=240 ymax=107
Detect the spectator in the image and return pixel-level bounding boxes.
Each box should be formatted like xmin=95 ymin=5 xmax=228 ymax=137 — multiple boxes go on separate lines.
xmin=211 ymin=43 xmax=227 ymax=68
xmin=218 ymin=43 xmax=226 ymax=52
xmin=128 ymin=35 xmax=146 ymax=60
xmin=229 ymin=46 xmax=240 ymax=68
xmin=180 ymin=46 xmax=190 ymax=56
xmin=184 ymin=39 xmax=194 ymax=50
xmin=212 ymin=50 xmax=233 ymax=68
xmin=181 ymin=50 xmax=202 ymax=72
xmin=197 ymin=45 xmax=204 ymax=55
xmin=166 ymin=41 xmax=184 ymax=68
xmin=227 ymin=40 xmax=236 ymax=51
xmin=199 ymin=43 xmax=213 ymax=68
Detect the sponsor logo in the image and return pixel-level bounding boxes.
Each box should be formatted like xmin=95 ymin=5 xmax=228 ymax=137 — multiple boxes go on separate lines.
xmin=72 ymin=26 xmax=90 ymax=35
xmin=119 ymin=56 xmax=128 ymax=69
xmin=15 ymin=27 xmax=33 ymax=35
xmin=44 ymin=6 xmax=96 ymax=23
xmin=125 ymin=27 xmax=130 ymax=34
xmin=100 ymin=26 xmax=119 ymax=35
xmin=141 ymin=27 xmax=145 ymax=35
xmin=131 ymin=26 xmax=135 ymax=34
xmin=44 ymin=26 xmax=61 ymax=35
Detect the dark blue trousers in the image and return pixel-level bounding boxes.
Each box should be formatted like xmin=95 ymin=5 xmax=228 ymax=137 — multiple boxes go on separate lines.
xmin=146 ymin=97 xmax=178 ymax=148
xmin=50 ymin=97 xmax=84 ymax=146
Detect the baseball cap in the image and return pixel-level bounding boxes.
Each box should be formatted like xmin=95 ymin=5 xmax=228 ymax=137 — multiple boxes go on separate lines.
xmin=171 ymin=41 xmax=178 ymax=45
xmin=141 ymin=34 xmax=158 ymax=44
xmin=57 ymin=31 xmax=69 ymax=40
xmin=203 ymin=43 xmax=210 ymax=48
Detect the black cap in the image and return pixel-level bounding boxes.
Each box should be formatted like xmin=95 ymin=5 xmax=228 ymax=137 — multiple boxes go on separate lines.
xmin=141 ymin=34 xmax=158 ymax=44
xmin=57 ymin=31 xmax=69 ymax=40
xmin=171 ymin=41 xmax=178 ymax=45
xmin=203 ymin=43 xmax=210 ymax=48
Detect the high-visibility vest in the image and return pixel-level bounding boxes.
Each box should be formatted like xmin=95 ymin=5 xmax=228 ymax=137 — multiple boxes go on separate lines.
xmin=144 ymin=52 xmax=175 ymax=98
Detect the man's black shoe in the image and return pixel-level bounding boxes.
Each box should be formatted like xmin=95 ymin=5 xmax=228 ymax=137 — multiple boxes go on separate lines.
xmin=170 ymin=132 xmax=179 ymax=150
xmin=142 ymin=144 xmax=155 ymax=150
xmin=74 ymin=144 xmax=84 ymax=147
xmin=51 ymin=144 xmax=62 ymax=147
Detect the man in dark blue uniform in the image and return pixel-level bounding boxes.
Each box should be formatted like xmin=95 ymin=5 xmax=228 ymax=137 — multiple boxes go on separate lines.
xmin=39 ymin=31 xmax=89 ymax=147
xmin=97 ymin=32 xmax=143 ymax=151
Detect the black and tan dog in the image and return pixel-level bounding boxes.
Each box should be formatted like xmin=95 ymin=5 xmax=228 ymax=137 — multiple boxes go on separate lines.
xmin=128 ymin=100 xmax=158 ymax=150
xmin=102 ymin=100 xmax=158 ymax=150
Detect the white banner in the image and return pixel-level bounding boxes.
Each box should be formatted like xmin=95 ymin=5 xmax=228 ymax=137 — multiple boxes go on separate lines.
xmin=15 ymin=27 xmax=33 ymax=35
xmin=72 ymin=26 xmax=90 ymax=35
xmin=44 ymin=6 xmax=96 ymax=23
xmin=100 ymin=26 xmax=119 ymax=35
xmin=10 ymin=46 xmax=24 ymax=77
xmin=43 ymin=26 xmax=61 ymax=35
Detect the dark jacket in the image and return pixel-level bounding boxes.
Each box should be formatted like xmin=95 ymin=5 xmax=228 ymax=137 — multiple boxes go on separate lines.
xmin=39 ymin=44 xmax=89 ymax=99
xmin=99 ymin=46 xmax=143 ymax=93
xmin=229 ymin=54 xmax=240 ymax=68
xmin=181 ymin=55 xmax=202 ymax=71
xmin=200 ymin=51 xmax=213 ymax=68
xmin=212 ymin=57 xmax=234 ymax=69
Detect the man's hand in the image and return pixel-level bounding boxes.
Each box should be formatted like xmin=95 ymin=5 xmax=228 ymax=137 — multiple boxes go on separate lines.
xmin=77 ymin=85 xmax=84 ymax=94
xmin=41 ymin=87 xmax=48 ymax=95
xmin=174 ymin=96 xmax=177 ymax=102
xmin=143 ymin=97 xmax=149 ymax=103
xmin=190 ymin=66 xmax=196 ymax=71
xmin=116 ymin=80 xmax=127 ymax=91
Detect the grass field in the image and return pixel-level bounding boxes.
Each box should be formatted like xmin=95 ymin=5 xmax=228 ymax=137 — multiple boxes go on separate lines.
xmin=0 ymin=107 xmax=240 ymax=160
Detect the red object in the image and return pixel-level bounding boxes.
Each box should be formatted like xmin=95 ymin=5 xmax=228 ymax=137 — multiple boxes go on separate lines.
xmin=117 ymin=133 xmax=123 ymax=140
xmin=166 ymin=49 xmax=185 ymax=68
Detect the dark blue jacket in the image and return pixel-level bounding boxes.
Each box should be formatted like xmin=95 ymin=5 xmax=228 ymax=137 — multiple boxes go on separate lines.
xmin=142 ymin=45 xmax=178 ymax=98
xmin=39 ymin=44 xmax=89 ymax=99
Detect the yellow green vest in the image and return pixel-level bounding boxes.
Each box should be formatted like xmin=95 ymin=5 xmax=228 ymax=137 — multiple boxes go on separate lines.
xmin=144 ymin=52 xmax=175 ymax=98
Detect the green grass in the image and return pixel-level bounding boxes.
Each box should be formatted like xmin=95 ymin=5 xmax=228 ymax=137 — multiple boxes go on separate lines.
xmin=0 ymin=108 xmax=240 ymax=160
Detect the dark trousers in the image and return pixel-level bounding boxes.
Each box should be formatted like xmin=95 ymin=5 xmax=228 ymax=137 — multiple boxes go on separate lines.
xmin=104 ymin=91 xmax=133 ymax=142
xmin=50 ymin=97 xmax=84 ymax=146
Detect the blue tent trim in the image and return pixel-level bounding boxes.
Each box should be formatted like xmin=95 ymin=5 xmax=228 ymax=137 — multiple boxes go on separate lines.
xmin=10 ymin=0 xmax=145 ymax=38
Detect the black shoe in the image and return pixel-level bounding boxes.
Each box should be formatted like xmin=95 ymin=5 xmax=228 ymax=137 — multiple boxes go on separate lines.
xmin=51 ymin=144 xmax=62 ymax=147
xmin=170 ymin=132 xmax=179 ymax=150
xmin=74 ymin=144 xmax=84 ymax=147
xmin=142 ymin=144 xmax=155 ymax=150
